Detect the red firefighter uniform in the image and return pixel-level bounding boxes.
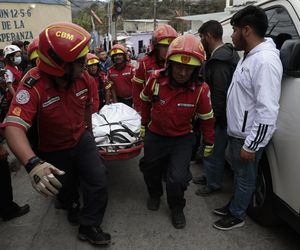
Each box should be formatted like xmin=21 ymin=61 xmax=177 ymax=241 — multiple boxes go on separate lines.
xmin=132 ymin=24 xmax=177 ymax=112
xmin=106 ymin=63 xmax=135 ymax=99
xmin=140 ymin=70 xmax=214 ymax=143
xmin=90 ymin=76 xmax=100 ymax=113
xmin=139 ymin=35 xmax=214 ymax=229
xmin=3 ymin=67 xmax=93 ymax=152
xmin=86 ymin=53 xmax=106 ymax=110
xmin=132 ymin=54 xmax=161 ymax=112
xmin=92 ymin=71 xmax=106 ymax=109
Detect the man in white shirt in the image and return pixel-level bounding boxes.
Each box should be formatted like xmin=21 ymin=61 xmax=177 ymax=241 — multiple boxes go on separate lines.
xmin=213 ymin=5 xmax=283 ymax=231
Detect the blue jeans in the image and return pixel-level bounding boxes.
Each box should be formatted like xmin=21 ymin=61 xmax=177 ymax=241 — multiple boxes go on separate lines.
xmin=203 ymin=124 xmax=228 ymax=190
xmin=228 ymin=136 xmax=264 ymax=219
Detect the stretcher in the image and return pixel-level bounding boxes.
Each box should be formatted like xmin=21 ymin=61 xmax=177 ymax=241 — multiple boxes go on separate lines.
xmin=92 ymin=103 xmax=143 ymax=161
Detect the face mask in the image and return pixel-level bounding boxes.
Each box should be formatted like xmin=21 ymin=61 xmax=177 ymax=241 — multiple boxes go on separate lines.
xmin=14 ymin=56 xmax=22 ymax=65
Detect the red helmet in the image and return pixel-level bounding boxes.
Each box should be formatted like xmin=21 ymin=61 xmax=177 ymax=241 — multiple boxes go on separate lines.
xmin=109 ymin=44 xmax=127 ymax=57
xmin=27 ymin=37 xmax=39 ymax=61
xmin=166 ymin=34 xmax=205 ymax=66
xmin=152 ymin=24 xmax=177 ymax=47
xmin=38 ymin=22 xmax=91 ymax=76
xmin=86 ymin=53 xmax=100 ymax=65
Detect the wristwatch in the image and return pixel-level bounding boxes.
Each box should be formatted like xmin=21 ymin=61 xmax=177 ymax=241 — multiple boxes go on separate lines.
xmin=25 ymin=156 xmax=44 ymax=173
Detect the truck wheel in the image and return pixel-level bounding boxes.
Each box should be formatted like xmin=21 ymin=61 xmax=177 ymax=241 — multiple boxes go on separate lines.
xmin=247 ymin=154 xmax=280 ymax=226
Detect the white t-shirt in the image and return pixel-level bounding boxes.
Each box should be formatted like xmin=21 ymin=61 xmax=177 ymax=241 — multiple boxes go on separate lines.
xmin=4 ymin=69 xmax=14 ymax=84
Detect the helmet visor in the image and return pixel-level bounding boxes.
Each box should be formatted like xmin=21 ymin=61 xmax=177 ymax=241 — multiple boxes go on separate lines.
xmin=169 ymin=54 xmax=201 ymax=66
xmin=158 ymin=38 xmax=174 ymax=45
xmin=110 ymin=49 xmax=124 ymax=57
xmin=87 ymin=58 xmax=99 ymax=65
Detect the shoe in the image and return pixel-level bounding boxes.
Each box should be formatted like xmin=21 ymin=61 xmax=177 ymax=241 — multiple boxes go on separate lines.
xmin=213 ymin=203 xmax=230 ymax=216
xmin=195 ymin=186 xmax=221 ymax=197
xmin=192 ymin=175 xmax=207 ymax=185
xmin=2 ymin=202 xmax=30 ymax=221
xmin=54 ymin=199 xmax=67 ymax=210
xmin=147 ymin=197 xmax=160 ymax=211
xmin=78 ymin=226 xmax=111 ymax=245
xmin=171 ymin=209 xmax=186 ymax=229
xmin=67 ymin=202 xmax=80 ymax=225
xmin=213 ymin=214 xmax=245 ymax=231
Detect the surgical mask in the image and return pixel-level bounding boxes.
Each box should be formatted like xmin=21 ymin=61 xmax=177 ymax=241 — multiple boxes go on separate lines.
xmin=14 ymin=56 xmax=22 ymax=65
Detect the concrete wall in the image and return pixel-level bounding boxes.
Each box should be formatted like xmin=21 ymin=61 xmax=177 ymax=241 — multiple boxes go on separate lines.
xmin=124 ymin=21 xmax=169 ymax=33
xmin=0 ymin=1 xmax=72 ymax=48
xmin=126 ymin=33 xmax=152 ymax=56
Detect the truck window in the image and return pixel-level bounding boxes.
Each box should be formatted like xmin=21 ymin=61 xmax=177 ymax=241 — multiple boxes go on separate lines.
xmin=265 ymin=6 xmax=299 ymax=49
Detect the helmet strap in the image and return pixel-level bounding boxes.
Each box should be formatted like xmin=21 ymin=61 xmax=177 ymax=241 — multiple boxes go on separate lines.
xmin=154 ymin=48 xmax=165 ymax=67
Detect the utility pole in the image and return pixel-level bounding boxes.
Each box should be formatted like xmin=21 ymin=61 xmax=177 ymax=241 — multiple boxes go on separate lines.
xmin=110 ymin=0 xmax=117 ymax=41
xmin=181 ymin=0 xmax=184 ymax=34
xmin=153 ymin=0 xmax=157 ymax=31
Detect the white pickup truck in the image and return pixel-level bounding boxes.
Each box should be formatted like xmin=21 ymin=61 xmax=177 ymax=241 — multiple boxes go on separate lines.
xmin=221 ymin=0 xmax=300 ymax=233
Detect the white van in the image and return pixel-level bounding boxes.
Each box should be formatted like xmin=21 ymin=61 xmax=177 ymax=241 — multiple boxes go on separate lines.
xmin=221 ymin=0 xmax=300 ymax=233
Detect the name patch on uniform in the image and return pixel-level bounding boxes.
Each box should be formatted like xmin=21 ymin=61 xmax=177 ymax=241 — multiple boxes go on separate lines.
xmin=75 ymin=88 xmax=88 ymax=97
xmin=16 ymin=90 xmax=30 ymax=104
xmin=12 ymin=107 xmax=22 ymax=116
xmin=110 ymin=74 xmax=118 ymax=77
xmin=42 ymin=96 xmax=60 ymax=108
xmin=159 ymin=99 xmax=166 ymax=105
xmin=177 ymin=103 xmax=195 ymax=108
xmin=122 ymin=72 xmax=131 ymax=76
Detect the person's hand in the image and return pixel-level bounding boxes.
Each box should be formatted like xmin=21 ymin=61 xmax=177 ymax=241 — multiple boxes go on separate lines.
xmin=29 ymin=162 xmax=65 ymax=197
xmin=140 ymin=125 xmax=146 ymax=138
xmin=203 ymin=144 xmax=214 ymax=157
xmin=240 ymin=148 xmax=255 ymax=161
xmin=0 ymin=144 xmax=9 ymax=160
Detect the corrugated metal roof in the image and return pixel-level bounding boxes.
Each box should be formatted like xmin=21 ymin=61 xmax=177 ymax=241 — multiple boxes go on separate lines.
xmin=176 ymin=12 xmax=229 ymax=21
xmin=0 ymin=0 xmax=67 ymax=4
xmin=124 ymin=19 xmax=169 ymax=23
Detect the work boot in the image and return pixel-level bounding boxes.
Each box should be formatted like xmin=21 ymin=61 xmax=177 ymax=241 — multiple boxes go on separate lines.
xmin=78 ymin=226 xmax=111 ymax=245
xmin=195 ymin=186 xmax=221 ymax=197
xmin=147 ymin=197 xmax=160 ymax=211
xmin=67 ymin=202 xmax=80 ymax=225
xmin=213 ymin=203 xmax=230 ymax=216
xmin=1 ymin=202 xmax=30 ymax=221
xmin=192 ymin=175 xmax=207 ymax=185
xmin=171 ymin=209 xmax=186 ymax=229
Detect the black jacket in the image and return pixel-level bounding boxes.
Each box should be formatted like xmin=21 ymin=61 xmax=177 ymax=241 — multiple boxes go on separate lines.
xmin=202 ymin=43 xmax=240 ymax=126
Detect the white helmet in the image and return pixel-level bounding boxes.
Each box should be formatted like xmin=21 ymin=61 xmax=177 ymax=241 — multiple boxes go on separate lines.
xmin=3 ymin=45 xmax=21 ymax=58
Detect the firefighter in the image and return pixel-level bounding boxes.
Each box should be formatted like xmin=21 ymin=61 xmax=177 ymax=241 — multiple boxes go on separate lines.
xmin=132 ymin=24 xmax=177 ymax=113
xmin=3 ymin=22 xmax=110 ymax=245
xmin=139 ymin=34 xmax=215 ymax=229
xmin=3 ymin=45 xmax=23 ymax=100
xmin=27 ymin=37 xmax=39 ymax=68
xmin=23 ymin=37 xmax=39 ymax=74
xmin=86 ymin=53 xmax=106 ymax=112
xmin=106 ymin=44 xmax=135 ymax=106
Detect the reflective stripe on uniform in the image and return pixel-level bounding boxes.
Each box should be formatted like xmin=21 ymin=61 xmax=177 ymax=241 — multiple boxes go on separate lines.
xmin=195 ymin=110 xmax=214 ymax=120
xmin=150 ymin=80 xmax=159 ymax=96
xmin=4 ymin=116 xmax=31 ymax=130
xmin=105 ymin=82 xmax=113 ymax=90
xmin=132 ymin=76 xmax=144 ymax=84
xmin=140 ymin=91 xmax=150 ymax=102
xmin=153 ymin=82 xmax=159 ymax=96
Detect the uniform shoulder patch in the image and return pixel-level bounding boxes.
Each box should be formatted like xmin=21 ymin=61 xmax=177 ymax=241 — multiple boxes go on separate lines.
xmin=16 ymin=90 xmax=30 ymax=104
xmin=23 ymin=69 xmax=41 ymax=89
xmin=23 ymin=76 xmax=40 ymax=88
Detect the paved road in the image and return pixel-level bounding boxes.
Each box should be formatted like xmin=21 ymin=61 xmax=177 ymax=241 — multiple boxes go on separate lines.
xmin=1 ymin=155 xmax=299 ymax=250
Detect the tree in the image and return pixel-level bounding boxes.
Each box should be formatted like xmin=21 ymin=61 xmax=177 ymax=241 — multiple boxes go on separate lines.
xmin=72 ymin=0 xmax=226 ymax=33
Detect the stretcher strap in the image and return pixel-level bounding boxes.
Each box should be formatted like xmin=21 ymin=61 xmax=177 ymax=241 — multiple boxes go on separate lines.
xmin=98 ymin=114 xmax=139 ymax=145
